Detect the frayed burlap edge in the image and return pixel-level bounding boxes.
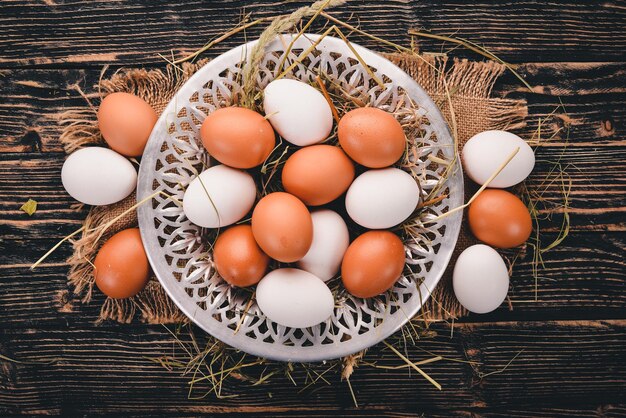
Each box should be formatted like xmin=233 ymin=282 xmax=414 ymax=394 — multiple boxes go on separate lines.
xmin=59 ymin=62 xmax=207 ymax=324
xmin=59 ymin=53 xmax=527 ymax=325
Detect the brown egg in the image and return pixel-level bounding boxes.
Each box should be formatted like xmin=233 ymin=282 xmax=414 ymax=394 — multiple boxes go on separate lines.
xmin=213 ymin=225 xmax=270 ymax=287
xmin=468 ymin=189 xmax=532 ymax=249
xmin=251 ymin=192 xmax=313 ymax=262
xmin=281 ymin=145 xmax=355 ymax=206
xmin=201 ymin=107 xmax=276 ymax=169
xmin=94 ymin=228 xmax=150 ymax=299
xmin=341 ymin=231 xmax=405 ymax=298
xmin=338 ymin=107 xmax=406 ymax=168
xmin=97 ymin=92 xmax=158 ymax=157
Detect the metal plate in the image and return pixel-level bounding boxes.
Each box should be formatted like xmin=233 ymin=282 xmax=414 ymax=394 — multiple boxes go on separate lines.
xmin=137 ymin=34 xmax=463 ymax=362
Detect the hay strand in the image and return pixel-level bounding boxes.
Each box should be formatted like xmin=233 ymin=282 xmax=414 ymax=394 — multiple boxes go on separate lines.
xmin=239 ymin=0 xmax=347 ymax=108
xmin=424 ymin=147 xmax=520 ymax=224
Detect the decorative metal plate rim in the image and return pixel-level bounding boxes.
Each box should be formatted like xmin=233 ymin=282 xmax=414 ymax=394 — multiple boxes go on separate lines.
xmin=137 ymin=34 xmax=464 ymax=362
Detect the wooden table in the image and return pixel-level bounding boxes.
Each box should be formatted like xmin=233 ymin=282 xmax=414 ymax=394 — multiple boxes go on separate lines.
xmin=1 ymin=1 xmax=625 ymax=415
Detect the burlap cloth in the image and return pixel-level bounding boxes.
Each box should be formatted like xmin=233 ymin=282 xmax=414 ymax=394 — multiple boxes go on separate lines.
xmin=58 ymin=52 xmax=527 ymax=325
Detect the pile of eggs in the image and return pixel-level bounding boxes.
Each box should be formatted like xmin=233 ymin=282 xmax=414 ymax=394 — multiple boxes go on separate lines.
xmin=181 ymin=78 xmax=420 ymax=328
xmin=61 ymin=79 xmax=422 ymax=329
xmin=454 ymin=130 xmax=535 ymax=314
xmin=60 ymin=76 xmax=536 ymax=328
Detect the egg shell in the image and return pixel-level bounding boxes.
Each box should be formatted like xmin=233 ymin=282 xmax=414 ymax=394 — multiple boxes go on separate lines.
xmin=263 ymin=79 xmax=333 ymax=146
xmin=183 ymin=165 xmax=256 ymax=228
xmin=251 ymin=192 xmax=313 ymax=263
xmin=281 ymin=145 xmax=355 ymax=206
xmin=297 ymin=210 xmax=350 ymax=282
xmin=213 ymin=225 xmax=269 ymax=287
xmin=256 ymin=268 xmax=334 ymax=328
xmin=346 ymin=167 xmax=420 ymax=229
xmin=468 ymin=189 xmax=532 ymax=248
xmin=341 ymin=231 xmax=406 ymax=298
xmin=94 ymin=228 xmax=150 ymax=299
xmin=338 ymin=107 xmax=406 ymax=168
xmin=462 ymin=130 xmax=535 ymax=188
xmin=97 ymin=92 xmax=157 ymax=157
xmin=453 ymin=244 xmax=509 ymax=314
xmin=61 ymin=147 xmax=137 ymax=206
xmin=200 ymin=107 xmax=276 ymax=169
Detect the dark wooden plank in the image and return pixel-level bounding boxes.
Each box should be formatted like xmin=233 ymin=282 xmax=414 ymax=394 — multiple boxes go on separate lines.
xmin=0 ymin=155 xmax=88 ymax=245
xmin=1 ymin=1 xmax=625 ymax=415
xmin=1 ymin=1 xmax=626 ymax=68
xmin=431 ymin=406 xmax=626 ymax=418
xmin=501 ymin=62 xmax=626 ymax=96
xmin=1 ymin=320 xmax=624 ymax=415
xmin=1 ymin=232 xmax=624 ymax=328
xmin=2 ymin=146 xmax=623 ymax=238
xmin=407 ymin=1 xmax=626 ymax=63
xmin=4 ymin=407 xmax=621 ymax=418
xmin=2 ymin=62 xmax=626 ymax=153
xmin=0 ymin=68 xmax=93 ymax=154
xmin=5 ymin=408 xmax=622 ymax=418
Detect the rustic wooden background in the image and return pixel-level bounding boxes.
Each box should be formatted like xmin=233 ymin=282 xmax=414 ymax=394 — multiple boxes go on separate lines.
xmin=1 ymin=0 xmax=625 ymax=416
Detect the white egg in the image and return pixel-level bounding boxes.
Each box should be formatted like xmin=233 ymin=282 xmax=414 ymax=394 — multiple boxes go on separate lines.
xmin=183 ymin=165 xmax=256 ymax=228
xmin=61 ymin=147 xmax=136 ymax=206
xmin=462 ymin=130 xmax=535 ymax=188
xmin=297 ymin=210 xmax=350 ymax=282
xmin=263 ymin=79 xmax=333 ymax=146
xmin=346 ymin=168 xmax=420 ymax=229
xmin=453 ymin=244 xmax=510 ymax=314
xmin=256 ymin=268 xmax=334 ymax=328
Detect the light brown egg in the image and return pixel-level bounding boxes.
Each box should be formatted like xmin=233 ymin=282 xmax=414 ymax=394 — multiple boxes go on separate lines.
xmin=213 ymin=225 xmax=270 ymax=287
xmin=468 ymin=189 xmax=532 ymax=248
xmin=94 ymin=228 xmax=150 ymax=299
xmin=338 ymin=107 xmax=406 ymax=168
xmin=341 ymin=231 xmax=405 ymax=298
xmin=97 ymin=92 xmax=158 ymax=157
xmin=201 ymin=107 xmax=276 ymax=169
xmin=251 ymin=192 xmax=313 ymax=263
xmin=281 ymin=145 xmax=355 ymax=206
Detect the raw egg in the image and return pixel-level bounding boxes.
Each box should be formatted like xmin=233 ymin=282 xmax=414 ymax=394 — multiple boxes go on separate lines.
xmin=453 ymin=244 xmax=509 ymax=313
xmin=345 ymin=167 xmax=420 ymax=229
xmin=251 ymin=192 xmax=313 ymax=262
xmin=256 ymin=268 xmax=334 ymax=328
xmin=200 ymin=107 xmax=275 ymax=169
xmin=297 ymin=209 xmax=350 ymax=282
xmin=213 ymin=225 xmax=269 ymax=287
xmin=468 ymin=189 xmax=532 ymax=248
xmin=338 ymin=107 xmax=405 ymax=168
xmin=282 ymin=145 xmax=355 ymax=206
xmin=263 ymin=79 xmax=333 ymax=146
xmin=182 ymin=165 xmax=257 ymax=228
xmin=61 ymin=147 xmax=137 ymax=206
xmin=462 ymin=130 xmax=535 ymax=188
xmin=94 ymin=228 xmax=150 ymax=299
xmin=97 ymin=92 xmax=157 ymax=157
xmin=341 ymin=231 xmax=405 ymax=298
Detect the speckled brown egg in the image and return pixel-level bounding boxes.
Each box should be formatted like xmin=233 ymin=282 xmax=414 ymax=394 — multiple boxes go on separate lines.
xmin=201 ymin=107 xmax=276 ymax=169
xmin=94 ymin=228 xmax=150 ymax=299
xmin=281 ymin=145 xmax=355 ymax=206
xmin=341 ymin=231 xmax=405 ymax=298
xmin=97 ymin=92 xmax=158 ymax=157
xmin=213 ymin=225 xmax=270 ymax=287
xmin=468 ymin=189 xmax=532 ymax=249
xmin=251 ymin=192 xmax=313 ymax=263
xmin=338 ymin=107 xmax=406 ymax=168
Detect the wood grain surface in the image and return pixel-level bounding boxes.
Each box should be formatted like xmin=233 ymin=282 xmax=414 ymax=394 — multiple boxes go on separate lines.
xmin=1 ymin=0 xmax=625 ymax=416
